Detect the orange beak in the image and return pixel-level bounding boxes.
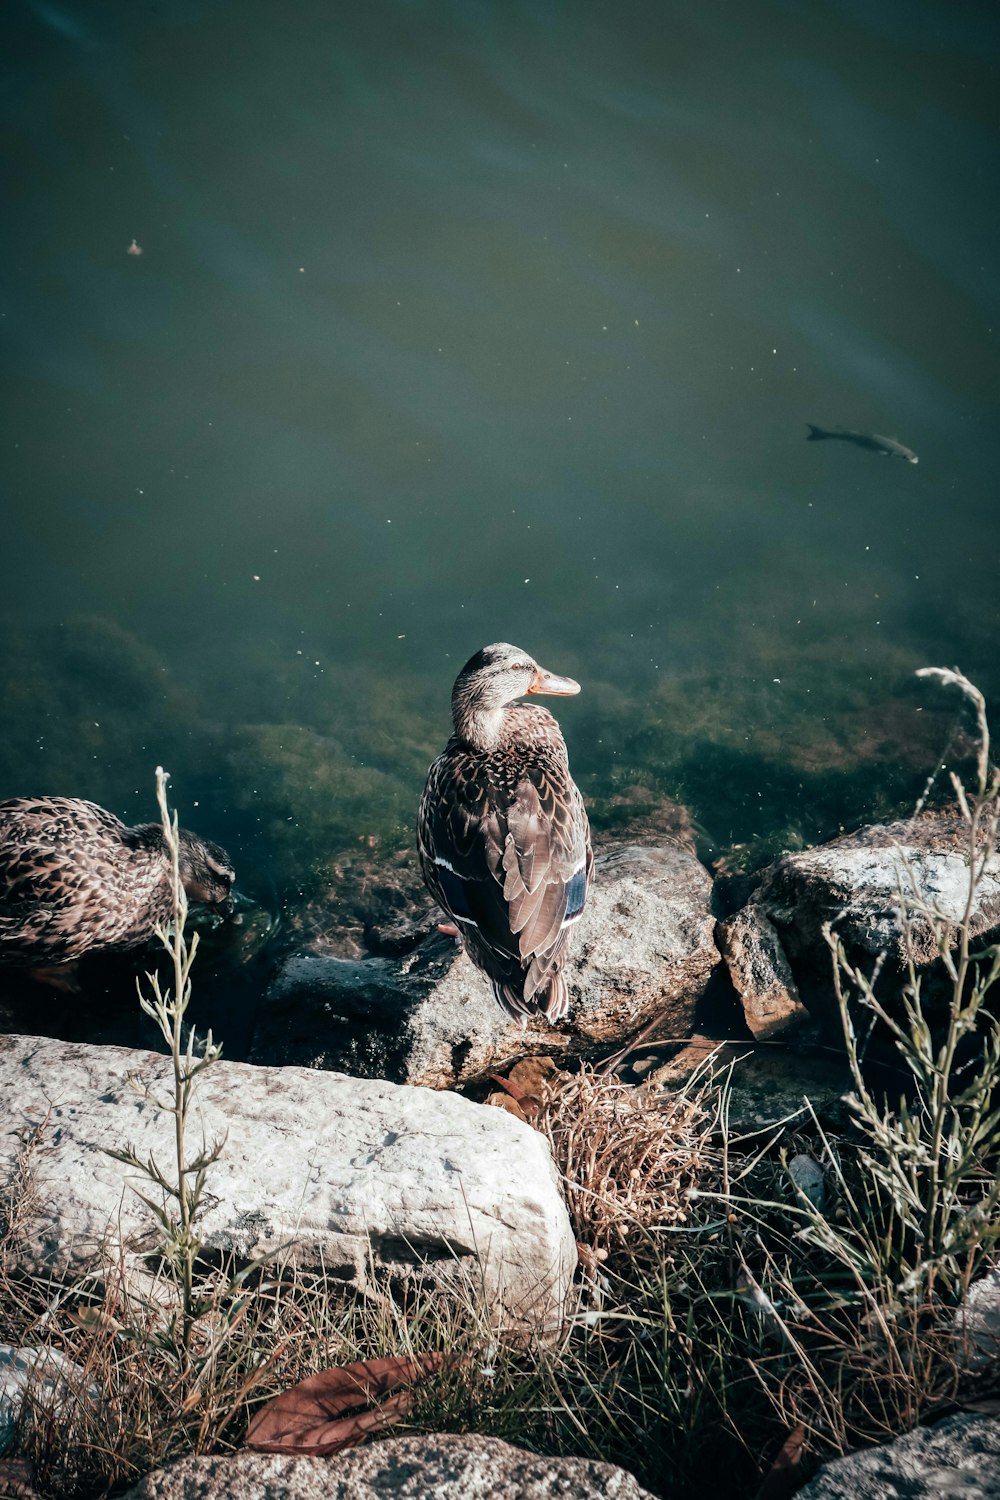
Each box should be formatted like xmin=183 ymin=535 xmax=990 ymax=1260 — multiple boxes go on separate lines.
xmin=527 ymin=664 xmax=581 ymax=696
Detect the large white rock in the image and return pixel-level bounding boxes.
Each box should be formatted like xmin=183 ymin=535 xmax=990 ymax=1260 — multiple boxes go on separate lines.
xmin=0 ymin=1035 xmax=575 ymax=1331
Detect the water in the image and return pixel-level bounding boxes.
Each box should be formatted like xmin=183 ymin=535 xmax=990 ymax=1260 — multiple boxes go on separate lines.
xmin=2 ymin=0 xmax=999 ymax=907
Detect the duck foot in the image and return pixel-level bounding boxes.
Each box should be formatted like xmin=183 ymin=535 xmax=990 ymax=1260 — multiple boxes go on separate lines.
xmin=437 ymin=922 xmax=461 ymax=940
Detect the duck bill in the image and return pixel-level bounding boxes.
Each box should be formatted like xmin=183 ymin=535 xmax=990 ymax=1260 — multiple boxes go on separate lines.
xmin=528 ymin=665 xmax=581 ymax=696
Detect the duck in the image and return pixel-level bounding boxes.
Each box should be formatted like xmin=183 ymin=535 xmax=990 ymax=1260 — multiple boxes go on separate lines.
xmin=0 ymin=796 xmax=235 ymax=991
xmin=417 ymin=643 xmax=593 ymax=1023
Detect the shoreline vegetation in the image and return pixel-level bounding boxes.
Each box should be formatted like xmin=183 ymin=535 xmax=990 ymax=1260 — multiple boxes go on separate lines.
xmin=3 ymin=667 xmax=1000 ymax=1497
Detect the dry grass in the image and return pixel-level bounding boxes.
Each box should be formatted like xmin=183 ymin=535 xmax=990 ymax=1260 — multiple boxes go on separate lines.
xmin=1 ymin=1221 xmax=448 ymax=1495
xmin=536 ymin=1064 xmax=719 ymax=1275
xmin=3 ymin=1060 xmax=996 ymax=1500
xmin=0 ymin=1060 xmax=756 ymax=1500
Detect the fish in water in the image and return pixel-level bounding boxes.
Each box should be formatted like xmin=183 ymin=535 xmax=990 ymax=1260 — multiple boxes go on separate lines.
xmin=806 ymin=424 xmax=918 ymax=464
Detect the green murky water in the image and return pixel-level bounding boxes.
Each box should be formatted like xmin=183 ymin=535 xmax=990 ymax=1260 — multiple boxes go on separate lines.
xmin=3 ymin=0 xmax=999 ymax=905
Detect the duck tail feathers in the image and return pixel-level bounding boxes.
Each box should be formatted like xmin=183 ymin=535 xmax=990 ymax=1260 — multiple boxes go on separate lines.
xmin=492 ymin=979 xmax=534 ymax=1022
xmin=543 ymin=972 xmax=569 ymax=1024
xmin=492 ymin=971 xmax=570 ymax=1025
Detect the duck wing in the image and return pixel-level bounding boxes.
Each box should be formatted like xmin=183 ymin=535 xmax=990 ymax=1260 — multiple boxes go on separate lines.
xmin=501 ymin=762 xmax=591 ymax=986
xmin=0 ymin=901 xmax=69 ymax=964
xmin=418 ymin=749 xmax=512 ymax=955
xmin=0 ymin=798 xmax=137 ymax=964
xmin=418 ymin=744 xmax=592 ymax=1006
xmin=0 ymin=844 xmax=113 ymax=964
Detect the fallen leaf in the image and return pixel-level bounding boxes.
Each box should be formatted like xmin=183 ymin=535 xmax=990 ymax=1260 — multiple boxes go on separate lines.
xmin=487 ymin=1074 xmax=540 ymax=1119
xmin=756 ymin=1423 xmax=807 ymax=1500
xmin=485 ymin=1091 xmax=528 ymax=1122
xmin=67 ymin=1304 xmax=123 ymax=1337
xmin=507 ymin=1056 xmax=560 ymax=1095
xmin=244 ymin=1352 xmax=445 ymax=1456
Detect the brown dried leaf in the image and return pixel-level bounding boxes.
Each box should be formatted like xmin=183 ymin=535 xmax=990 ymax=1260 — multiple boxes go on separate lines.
xmin=487 ymin=1060 xmax=561 ymax=1122
xmin=67 ymin=1304 xmax=123 ymax=1337
xmin=244 ymin=1352 xmax=445 ymax=1456
xmin=485 ymin=1091 xmax=529 ymax=1122
xmin=756 ymin=1423 xmax=807 ymax=1500
xmin=507 ymin=1056 xmax=560 ymax=1094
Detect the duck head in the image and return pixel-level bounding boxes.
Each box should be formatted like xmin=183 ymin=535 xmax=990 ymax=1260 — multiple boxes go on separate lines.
xmin=177 ymin=831 xmax=237 ymax=916
xmin=451 ymin=642 xmax=580 ymax=751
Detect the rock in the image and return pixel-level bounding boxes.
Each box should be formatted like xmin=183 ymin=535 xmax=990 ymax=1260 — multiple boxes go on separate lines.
xmin=0 ymin=1345 xmax=95 ymax=1457
xmin=0 ymin=1344 xmax=99 ymax=1458
xmin=120 ymin=1433 xmax=657 ymax=1499
xmin=797 ymin=1412 xmax=1000 ymax=1498
xmin=0 ymin=1035 xmax=575 ymax=1332
xmin=279 ymin=849 xmax=433 ymax=962
xmin=955 ymin=1267 xmax=1000 ymax=1372
xmin=749 ymin=812 xmax=1000 ymax=1035
xmin=627 ymin=1053 xmax=664 ymax=1079
xmin=649 ymin=1034 xmax=851 ymax=1133
xmin=716 ymin=904 xmax=809 ymax=1038
xmin=254 ymin=840 xmax=720 ymax=1088
xmin=788 ymin=1153 xmax=826 ymax=1212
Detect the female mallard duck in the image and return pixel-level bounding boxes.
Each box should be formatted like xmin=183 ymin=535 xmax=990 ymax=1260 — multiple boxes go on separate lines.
xmin=417 ymin=643 xmax=592 ymax=1023
xmin=0 ymin=796 xmax=235 ymax=991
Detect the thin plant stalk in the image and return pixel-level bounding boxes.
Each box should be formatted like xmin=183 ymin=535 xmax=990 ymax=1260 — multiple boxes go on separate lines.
xmin=107 ymin=767 xmax=224 ymax=1367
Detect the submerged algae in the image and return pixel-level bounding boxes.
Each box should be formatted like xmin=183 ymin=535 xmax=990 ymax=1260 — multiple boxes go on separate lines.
xmin=224 ymin=722 xmax=414 ymax=889
xmin=0 ymin=613 xmax=984 ymax=908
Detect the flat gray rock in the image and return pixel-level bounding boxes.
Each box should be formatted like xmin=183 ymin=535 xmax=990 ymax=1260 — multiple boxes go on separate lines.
xmin=0 ymin=1036 xmax=574 ymax=1330
xmin=121 ymin=1433 xmax=656 ymax=1499
xmin=749 ymin=812 xmax=1000 ymax=1032
xmin=798 ymin=1412 xmax=1000 ymax=1498
xmin=257 ymin=840 xmax=719 ymax=1088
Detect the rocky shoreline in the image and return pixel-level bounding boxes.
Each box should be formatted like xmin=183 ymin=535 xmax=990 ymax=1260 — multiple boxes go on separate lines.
xmin=3 ymin=799 xmax=1000 ymax=1497
xmin=3 ymin=800 xmax=999 ymax=1144
xmin=3 ymin=799 xmax=998 ymax=1288
xmin=205 ymin=803 xmax=1000 ymax=1093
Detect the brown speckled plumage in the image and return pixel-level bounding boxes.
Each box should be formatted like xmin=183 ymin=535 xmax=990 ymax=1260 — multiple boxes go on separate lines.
xmin=418 ymin=644 xmax=592 ymax=1023
xmin=0 ymin=796 xmax=235 ymax=979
